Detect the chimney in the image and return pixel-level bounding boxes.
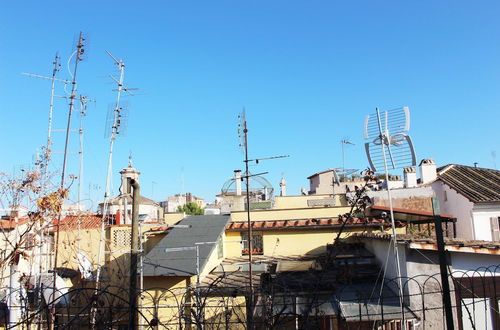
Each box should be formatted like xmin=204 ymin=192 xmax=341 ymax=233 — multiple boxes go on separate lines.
xmin=280 ymin=177 xmax=287 ymax=196
xmin=419 ymin=159 xmax=437 ymax=184
xmin=403 ymin=167 xmax=417 ymax=188
xmin=234 ymin=170 xmax=242 ymax=196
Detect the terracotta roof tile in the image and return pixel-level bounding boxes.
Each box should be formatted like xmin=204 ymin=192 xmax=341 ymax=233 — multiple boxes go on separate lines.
xmin=437 ymin=164 xmax=500 ymax=203
xmin=0 ymin=218 xmax=30 ymax=229
xmin=52 ymin=215 xmax=104 ymax=231
xmin=226 ymin=217 xmax=391 ymax=231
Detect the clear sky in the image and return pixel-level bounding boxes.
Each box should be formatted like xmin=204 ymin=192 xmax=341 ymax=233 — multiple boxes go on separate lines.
xmin=1 ymin=1 xmax=499 ymax=208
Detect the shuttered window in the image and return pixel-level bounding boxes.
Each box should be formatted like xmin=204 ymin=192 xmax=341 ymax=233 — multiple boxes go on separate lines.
xmin=490 ymin=217 xmax=500 ymax=241
xmin=241 ymin=232 xmax=263 ymax=255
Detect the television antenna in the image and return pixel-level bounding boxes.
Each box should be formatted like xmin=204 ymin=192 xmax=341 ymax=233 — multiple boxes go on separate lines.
xmin=103 ymin=51 xmax=137 ymax=202
xmin=340 ymin=138 xmax=355 ymax=173
xmin=97 ymin=51 xmax=137 ymax=290
xmin=237 ymin=108 xmax=288 ymax=329
xmin=363 ymin=106 xmax=417 ymax=328
xmin=22 ymin=54 xmax=70 ymax=183
xmin=51 ymin=31 xmax=86 ymax=329
xmin=364 ymin=106 xmax=416 ymax=172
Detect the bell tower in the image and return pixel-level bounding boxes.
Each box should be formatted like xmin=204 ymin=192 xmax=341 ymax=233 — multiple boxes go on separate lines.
xmin=119 ymin=154 xmax=141 ymax=195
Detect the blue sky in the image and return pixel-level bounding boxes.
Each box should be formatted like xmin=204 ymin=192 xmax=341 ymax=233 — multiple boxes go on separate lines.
xmin=1 ymin=1 xmax=499 ymax=207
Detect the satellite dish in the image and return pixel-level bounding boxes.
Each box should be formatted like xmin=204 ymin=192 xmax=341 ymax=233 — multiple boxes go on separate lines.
xmin=77 ymin=252 xmax=93 ymax=280
xmin=364 ymin=107 xmax=416 ymax=172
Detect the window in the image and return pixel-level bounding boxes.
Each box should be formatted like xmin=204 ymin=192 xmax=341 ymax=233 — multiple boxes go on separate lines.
xmin=113 ymin=229 xmax=131 ymax=247
xmin=23 ymin=233 xmax=36 ymax=249
xmin=217 ymin=236 xmax=223 ymax=259
xmin=490 ymin=217 xmax=500 ymax=241
xmin=241 ymin=232 xmax=263 ymax=255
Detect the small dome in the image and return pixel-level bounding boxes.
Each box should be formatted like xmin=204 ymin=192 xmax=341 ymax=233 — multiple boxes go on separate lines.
xmin=221 ymin=172 xmax=274 ymax=199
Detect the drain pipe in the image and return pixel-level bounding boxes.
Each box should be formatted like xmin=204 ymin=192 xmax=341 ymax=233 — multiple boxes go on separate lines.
xmin=129 ymin=179 xmax=140 ymax=329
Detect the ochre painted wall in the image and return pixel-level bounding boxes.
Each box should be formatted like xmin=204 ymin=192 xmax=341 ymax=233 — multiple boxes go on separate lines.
xmin=274 ymin=194 xmax=346 ymax=209
xmin=230 ymin=206 xmax=352 ymax=221
xmin=224 ymin=227 xmax=400 ymax=258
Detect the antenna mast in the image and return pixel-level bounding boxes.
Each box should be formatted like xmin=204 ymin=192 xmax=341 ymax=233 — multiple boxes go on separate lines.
xmin=51 ymin=31 xmax=86 ymax=330
xmin=341 ymin=139 xmax=355 ymax=173
xmin=237 ymin=109 xmax=288 ymax=330
xmin=364 ymin=106 xmax=416 ymax=329
xmin=22 ymin=54 xmax=70 ymax=182
xmin=77 ymin=96 xmax=91 ymax=208
xmin=96 ymin=51 xmax=135 ymax=286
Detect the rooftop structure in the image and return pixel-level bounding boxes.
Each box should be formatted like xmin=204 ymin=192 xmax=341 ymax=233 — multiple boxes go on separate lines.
xmin=143 ymin=215 xmax=230 ymax=277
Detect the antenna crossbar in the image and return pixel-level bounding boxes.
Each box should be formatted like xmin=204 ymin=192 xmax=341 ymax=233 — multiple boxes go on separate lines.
xmin=21 ymin=72 xmax=71 ymax=84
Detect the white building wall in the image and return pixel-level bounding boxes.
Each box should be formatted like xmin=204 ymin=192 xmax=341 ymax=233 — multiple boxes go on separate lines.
xmin=432 ymin=181 xmax=475 ymax=240
xmin=107 ymin=203 xmax=161 ymax=222
xmin=309 ymin=172 xmax=333 ymax=195
xmin=362 ymin=239 xmax=408 ymax=279
xmin=471 ymin=204 xmax=500 ymax=241
xmin=451 ymin=252 xmax=500 ymax=275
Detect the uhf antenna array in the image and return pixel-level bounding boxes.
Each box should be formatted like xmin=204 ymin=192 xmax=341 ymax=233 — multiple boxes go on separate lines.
xmin=22 ymin=54 xmax=68 ymax=181
xmin=364 ymin=107 xmax=416 ymax=172
xmin=22 ymin=48 xmax=95 ymax=205
xmin=363 ymin=106 xmax=417 ymax=329
xmin=103 ymin=51 xmax=137 ymax=200
xmin=51 ymin=31 xmax=87 ymax=327
xmin=97 ymin=52 xmax=137 ymax=293
xmin=237 ymin=108 xmax=288 ymax=329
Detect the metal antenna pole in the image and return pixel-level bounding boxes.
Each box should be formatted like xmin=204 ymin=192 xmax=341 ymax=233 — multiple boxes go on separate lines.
xmin=46 ymin=54 xmax=60 ymax=174
xmin=432 ymin=198 xmax=455 ymax=330
xmin=236 ymin=109 xmax=288 ymax=330
xmin=129 ymin=179 xmax=140 ymax=329
xmin=341 ymin=140 xmax=345 ymax=173
xmin=51 ymin=31 xmax=85 ymax=330
xmin=375 ymin=108 xmax=406 ymax=329
xmin=96 ymin=52 xmax=127 ymax=286
xmin=243 ymin=119 xmax=254 ymax=330
xmin=22 ymin=54 xmax=70 ymax=184
xmin=77 ymin=97 xmax=88 ymax=209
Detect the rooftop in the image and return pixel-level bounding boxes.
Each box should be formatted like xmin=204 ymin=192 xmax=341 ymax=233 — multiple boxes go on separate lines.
xmin=143 ymin=215 xmax=230 ymax=277
xmin=354 ymin=232 xmax=500 ymax=255
xmin=226 ymin=217 xmax=396 ymax=231
xmin=437 ymin=164 xmax=500 ymax=203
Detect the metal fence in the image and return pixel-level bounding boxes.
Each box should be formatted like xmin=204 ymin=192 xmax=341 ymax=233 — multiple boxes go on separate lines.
xmin=1 ymin=266 xmax=499 ymax=329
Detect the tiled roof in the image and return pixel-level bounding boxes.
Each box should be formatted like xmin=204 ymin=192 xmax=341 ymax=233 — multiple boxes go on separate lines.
xmin=149 ymin=225 xmax=170 ymax=231
xmin=437 ymin=164 xmax=500 ymax=203
xmin=354 ymin=232 xmax=500 ymax=254
xmin=0 ymin=218 xmax=30 ymax=229
xmin=143 ymin=215 xmax=230 ymax=277
xmin=52 ymin=215 xmax=104 ymax=231
xmin=370 ymin=205 xmax=455 ymax=219
xmin=307 ymin=168 xmax=335 ymax=179
xmin=226 ymin=218 xmax=391 ymax=231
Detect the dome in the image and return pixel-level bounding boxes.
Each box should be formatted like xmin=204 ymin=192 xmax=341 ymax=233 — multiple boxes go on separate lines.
xmin=221 ymin=172 xmax=274 ymax=199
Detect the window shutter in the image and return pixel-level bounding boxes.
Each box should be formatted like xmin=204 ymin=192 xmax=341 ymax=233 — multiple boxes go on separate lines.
xmin=490 ymin=217 xmax=500 ymax=241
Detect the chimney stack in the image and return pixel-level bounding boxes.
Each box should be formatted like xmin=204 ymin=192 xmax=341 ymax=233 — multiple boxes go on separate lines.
xmin=419 ymin=159 xmax=437 ymax=184
xmin=403 ymin=167 xmax=417 ymax=188
xmin=280 ymin=177 xmax=287 ymax=196
xmin=234 ymin=170 xmax=242 ymax=196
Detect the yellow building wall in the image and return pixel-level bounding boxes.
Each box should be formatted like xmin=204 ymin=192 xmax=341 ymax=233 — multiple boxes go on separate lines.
xmin=164 ymin=212 xmax=185 ymax=225
xmin=273 ymin=194 xmax=347 ymax=209
xmin=224 ymin=226 xmax=405 ymax=258
xmin=230 ymin=205 xmax=352 ymax=222
xmin=57 ymin=228 xmax=102 ymax=270
xmin=141 ymin=276 xmax=192 ymax=328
